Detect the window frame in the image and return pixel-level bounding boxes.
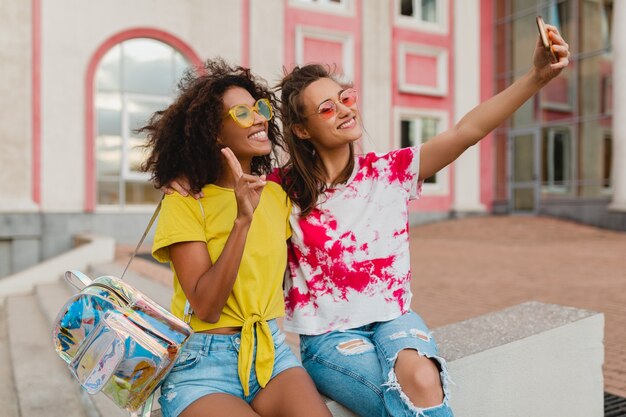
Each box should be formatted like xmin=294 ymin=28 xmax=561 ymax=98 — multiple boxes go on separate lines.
xmin=94 ymin=38 xmax=190 ymax=209
xmin=295 ymin=25 xmax=355 ymax=82
xmin=288 ymin=0 xmax=355 ymax=16
xmin=394 ymin=0 xmax=448 ymax=34
xmin=394 ymin=107 xmax=449 ymax=195
xmin=541 ymin=126 xmax=575 ymax=195
xmin=398 ymin=42 xmax=448 ymax=97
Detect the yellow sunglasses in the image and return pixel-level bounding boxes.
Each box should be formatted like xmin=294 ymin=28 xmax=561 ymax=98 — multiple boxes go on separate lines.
xmin=224 ymin=98 xmax=273 ymax=128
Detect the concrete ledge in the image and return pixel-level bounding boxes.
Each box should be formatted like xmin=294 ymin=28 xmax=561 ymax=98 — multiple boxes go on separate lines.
xmin=436 ymin=301 xmax=604 ymax=417
xmin=137 ymin=302 xmax=606 ymax=417
xmin=0 ymin=233 xmax=115 ymax=299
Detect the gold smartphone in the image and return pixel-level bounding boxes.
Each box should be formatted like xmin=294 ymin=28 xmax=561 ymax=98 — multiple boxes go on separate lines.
xmin=536 ymin=16 xmax=559 ymax=63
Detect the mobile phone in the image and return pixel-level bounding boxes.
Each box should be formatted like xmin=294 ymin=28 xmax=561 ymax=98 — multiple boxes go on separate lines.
xmin=536 ymin=16 xmax=559 ymax=63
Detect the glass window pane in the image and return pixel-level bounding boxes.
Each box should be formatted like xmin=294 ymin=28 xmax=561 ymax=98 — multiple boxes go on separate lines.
xmin=96 ymin=134 xmax=122 ymax=177
xmin=97 ymin=45 xmax=121 ymax=92
xmin=96 ymin=93 xmax=122 ymax=177
xmin=494 ymin=130 xmax=508 ymax=200
xmin=400 ymin=0 xmax=414 ymax=16
xmin=97 ymin=180 xmax=120 ymax=205
xmin=401 ymin=120 xmax=414 ymax=148
xmin=122 ymin=39 xmax=175 ymax=96
xmin=578 ymin=120 xmax=612 ymax=197
xmin=512 ymin=97 xmax=536 ymax=129
xmin=512 ymin=0 xmax=536 ymax=14
xmin=540 ymin=70 xmax=574 ymax=122
xmin=127 ymin=99 xmax=167 ymax=174
xmin=511 ymin=14 xmax=536 ymax=74
xmin=603 ymin=134 xmax=612 ymax=190
xmin=541 ymin=127 xmax=573 ymax=194
xmin=513 ymin=188 xmax=535 ymax=211
xmin=125 ymin=181 xmax=161 ymax=205
xmin=579 ymin=55 xmax=613 ymax=118
xmin=421 ymin=0 xmax=437 ymax=22
xmin=580 ymin=0 xmax=612 ymax=53
xmin=513 ymin=133 xmax=535 ymax=182
xmin=421 ymin=117 xmax=438 ymax=140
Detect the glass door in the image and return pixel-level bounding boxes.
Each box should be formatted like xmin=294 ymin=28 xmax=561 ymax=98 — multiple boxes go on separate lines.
xmin=509 ymin=129 xmax=540 ymax=213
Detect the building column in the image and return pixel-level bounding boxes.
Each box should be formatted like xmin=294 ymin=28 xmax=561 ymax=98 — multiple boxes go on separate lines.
xmin=361 ymin=0 xmax=392 ymax=153
xmin=249 ymin=0 xmax=284 ymax=85
xmin=610 ymin=0 xmax=626 ymax=211
xmin=452 ymin=0 xmax=486 ymax=213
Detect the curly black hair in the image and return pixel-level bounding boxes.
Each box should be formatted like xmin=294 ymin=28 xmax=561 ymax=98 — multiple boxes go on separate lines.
xmin=141 ymin=58 xmax=283 ymax=193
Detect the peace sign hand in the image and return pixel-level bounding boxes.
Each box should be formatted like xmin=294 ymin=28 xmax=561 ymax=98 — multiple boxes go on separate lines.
xmin=221 ymin=147 xmax=266 ymax=222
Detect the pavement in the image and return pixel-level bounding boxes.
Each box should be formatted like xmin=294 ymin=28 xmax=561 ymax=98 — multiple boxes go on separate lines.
xmin=124 ymin=215 xmax=626 ymax=398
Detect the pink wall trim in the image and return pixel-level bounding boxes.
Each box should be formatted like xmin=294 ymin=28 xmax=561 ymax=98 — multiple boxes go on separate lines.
xmin=480 ymin=0 xmax=494 ymax=210
xmin=283 ymin=0 xmax=362 ymax=91
xmin=84 ymin=28 xmax=203 ymax=211
xmin=392 ymin=0 xmax=454 ymax=212
xmin=242 ymin=0 xmax=250 ymax=67
xmin=32 ymin=0 xmax=41 ymax=205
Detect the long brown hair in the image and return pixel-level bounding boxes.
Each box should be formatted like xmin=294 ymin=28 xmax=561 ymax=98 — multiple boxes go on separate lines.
xmin=276 ymin=64 xmax=354 ymax=216
xmin=141 ymin=58 xmax=282 ymax=193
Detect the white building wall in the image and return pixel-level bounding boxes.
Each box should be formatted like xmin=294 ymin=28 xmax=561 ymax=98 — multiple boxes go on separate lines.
xmin=250 ymin=0 xmax=284 ymax=86
xmin=0 ymin=0 xmax=36 ymax=212
xmin=452 ymin=0 xmax=485 ymax=213
xmin=40 ymin=0 xmax=244 ymax=211
xmin=361 ymin=0 xmax=392 ymax=154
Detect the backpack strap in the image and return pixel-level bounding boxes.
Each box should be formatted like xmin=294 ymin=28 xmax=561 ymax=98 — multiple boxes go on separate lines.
xmin=120 ymin=195 xmax=164 ymax=280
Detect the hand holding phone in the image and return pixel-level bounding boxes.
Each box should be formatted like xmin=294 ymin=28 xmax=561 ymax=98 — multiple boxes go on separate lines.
xmin=536 ymin=16 xmax=559 ymax=64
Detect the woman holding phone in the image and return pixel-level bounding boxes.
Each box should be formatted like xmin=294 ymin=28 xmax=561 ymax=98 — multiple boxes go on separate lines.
xmin=165 ymin=23 xmax=570 ymax=417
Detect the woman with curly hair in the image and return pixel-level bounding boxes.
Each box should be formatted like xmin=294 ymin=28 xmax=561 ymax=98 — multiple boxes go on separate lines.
xmin=142 ymin=59 xmax=331 ymax=417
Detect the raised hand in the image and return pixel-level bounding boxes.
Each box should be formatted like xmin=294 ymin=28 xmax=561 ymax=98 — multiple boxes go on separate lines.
xmin=221 ymin=147 xmax=266 ymax=221
xmin=533 ymin=24 xmax=570 ymax=84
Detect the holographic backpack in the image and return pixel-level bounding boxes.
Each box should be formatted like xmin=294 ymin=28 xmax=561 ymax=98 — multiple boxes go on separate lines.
xmin=51 ymin=199 xmax=193 ymax=416
xmin=52 ymin=270 xmax=193 ymax=416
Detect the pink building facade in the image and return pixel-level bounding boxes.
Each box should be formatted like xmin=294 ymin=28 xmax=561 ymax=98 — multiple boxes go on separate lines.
xmin=1 ymin=0 xmax=623 ymax=277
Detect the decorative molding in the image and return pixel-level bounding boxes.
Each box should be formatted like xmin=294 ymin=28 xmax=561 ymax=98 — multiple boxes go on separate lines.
xmin=288 ymin=0 xmax=355 ymax=17
xmin=398 ymin=42 xmax=448 ymax=96
xmin=295 ymin=25 xmax=355 ymax=81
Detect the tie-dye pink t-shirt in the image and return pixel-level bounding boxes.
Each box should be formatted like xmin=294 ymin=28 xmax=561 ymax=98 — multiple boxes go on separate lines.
xmin=281 ymin=146 xmax=422 ymax=335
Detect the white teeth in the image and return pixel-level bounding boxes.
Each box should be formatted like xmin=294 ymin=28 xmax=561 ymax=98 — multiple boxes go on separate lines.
xmin=249 ymin=131 xmax=268 ymax=140
xmin=338 ymin=118 xmax=356 ymax=129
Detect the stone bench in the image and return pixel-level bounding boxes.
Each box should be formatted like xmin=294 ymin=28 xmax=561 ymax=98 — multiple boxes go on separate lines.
xmin=152 ymin=301 xmax=604 ymax=417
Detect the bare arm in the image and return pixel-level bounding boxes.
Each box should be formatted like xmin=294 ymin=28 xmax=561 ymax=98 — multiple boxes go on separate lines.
xmin=419 ymin=24 xmax=570 ymax=181
xmin=169 ymin=148 xmax=267 ymax=323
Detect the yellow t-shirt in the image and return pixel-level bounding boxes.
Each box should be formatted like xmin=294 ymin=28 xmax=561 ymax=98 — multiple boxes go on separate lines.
xmin=152 ymin=181 xmax=291 ymax=395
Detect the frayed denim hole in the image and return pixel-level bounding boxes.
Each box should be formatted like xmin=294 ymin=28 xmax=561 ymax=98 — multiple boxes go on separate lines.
xmin=335 ymin=338 xmax=375 ymax=355
xmin=383 ymin=350 xmax=453 ymax=416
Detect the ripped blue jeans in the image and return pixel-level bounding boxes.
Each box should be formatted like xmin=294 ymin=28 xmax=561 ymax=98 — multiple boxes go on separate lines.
xmin=299 ymin=311 xmax=453 ymax=417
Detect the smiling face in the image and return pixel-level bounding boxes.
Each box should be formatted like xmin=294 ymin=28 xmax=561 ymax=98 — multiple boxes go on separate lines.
xmin=295 ymin=77 xmax=362 ymax=151
xmin=219 ymin=86 xmax=272 ymax=169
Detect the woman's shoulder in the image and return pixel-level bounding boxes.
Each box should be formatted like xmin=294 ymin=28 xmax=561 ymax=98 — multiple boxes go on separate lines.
xmin=266 ymin=167 xmax=283 ymax=184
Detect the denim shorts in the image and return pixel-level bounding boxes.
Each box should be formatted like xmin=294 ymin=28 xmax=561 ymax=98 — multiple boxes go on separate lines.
xmin=300 ymin=311 xmax=453 ymax=417
xmin=158 ymin=319 xmax=302 ymax=417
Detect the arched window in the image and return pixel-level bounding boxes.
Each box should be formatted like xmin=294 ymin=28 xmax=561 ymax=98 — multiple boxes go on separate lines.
xmin=95 ymin=38 xmax=190 ymax=206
